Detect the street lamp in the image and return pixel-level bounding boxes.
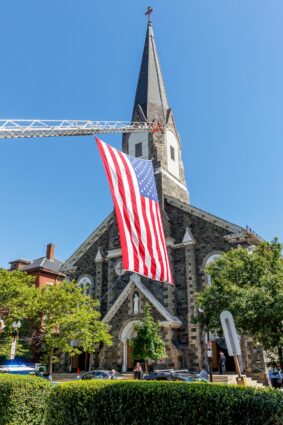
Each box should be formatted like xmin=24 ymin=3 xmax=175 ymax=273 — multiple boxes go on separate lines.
xmin=10 ymin=320 xmax=21 ymax=360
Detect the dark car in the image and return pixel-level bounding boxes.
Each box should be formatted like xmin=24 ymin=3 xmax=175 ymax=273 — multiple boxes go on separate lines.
xmin=0 ymin=365 xmax=47 ymax=379
xmin=81 ymin=370 xmax=125 ymax=380
xmin=144 ymin=371 xmax=208 ymax=383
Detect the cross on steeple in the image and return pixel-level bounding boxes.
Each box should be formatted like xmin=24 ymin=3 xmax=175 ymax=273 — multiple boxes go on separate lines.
xmin=145 ymin=6 xmax=153 ymax=24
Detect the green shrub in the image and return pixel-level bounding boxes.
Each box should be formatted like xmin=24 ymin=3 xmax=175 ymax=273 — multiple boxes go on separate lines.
xmin=0 ymin=374 xmax=51 ymax=425
xmin=45 ymin=380 xmax=283 ymax=425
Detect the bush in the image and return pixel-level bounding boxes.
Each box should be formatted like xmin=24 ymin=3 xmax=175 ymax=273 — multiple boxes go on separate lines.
xmin=45 ymin=380 xmax=283 ymax=425
xmin=0 ymin=374 xmax=51 ymax=425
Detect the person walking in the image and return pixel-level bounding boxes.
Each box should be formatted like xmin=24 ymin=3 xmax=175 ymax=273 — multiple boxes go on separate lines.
xmin=218 ymin=352 xmax=226 ymax=374
xmin=110 ymin=369 xmax=116 ymax=379
xmin=133 ymin=362 xmax=143 ymax=380
xmin=269 ymin=366 xmax=282 ymax=389
xmin=199 ymin=365 xmax=209 ymax=381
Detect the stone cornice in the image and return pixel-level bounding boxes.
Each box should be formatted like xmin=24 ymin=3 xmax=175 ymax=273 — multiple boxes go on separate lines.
xmin=165 ymin=196 xmax=243 ymax=234
xmin=106 ymin=248 xmax=122 ymax=259
xmin=224 ymin=231 xmax=262 ymax=245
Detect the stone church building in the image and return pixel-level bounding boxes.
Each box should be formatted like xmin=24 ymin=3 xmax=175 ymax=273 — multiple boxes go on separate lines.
xmin=62 ymin=17 xmax=264 ymax=373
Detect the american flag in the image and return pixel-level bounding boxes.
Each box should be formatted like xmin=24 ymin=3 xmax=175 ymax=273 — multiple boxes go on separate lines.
xmin=96 ymin=138 xmax=173 ymax=284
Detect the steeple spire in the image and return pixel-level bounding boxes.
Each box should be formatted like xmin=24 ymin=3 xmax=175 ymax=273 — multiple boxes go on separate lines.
xmin=123 ymin=9 xmax=189 ymax=204
xmin=132 ymin=8 xmax=169 ymax=122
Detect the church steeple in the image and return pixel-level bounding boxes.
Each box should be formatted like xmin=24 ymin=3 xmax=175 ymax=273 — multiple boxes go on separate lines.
xmin=123 ymin=8 xmax=189 ymax=204
xmin=132 ymin=11 xmax=169 ymax=122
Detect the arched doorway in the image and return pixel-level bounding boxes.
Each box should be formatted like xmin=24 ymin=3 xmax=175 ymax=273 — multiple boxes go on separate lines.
xmin=120 ymin=320 xmax=140 ymax=372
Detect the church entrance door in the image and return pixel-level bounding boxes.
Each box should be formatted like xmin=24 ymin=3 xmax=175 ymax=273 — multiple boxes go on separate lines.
xmin=120 ymin=320 xmax=140 ymax=372
xmin=127 ymin=341 xmax=134 ymax=370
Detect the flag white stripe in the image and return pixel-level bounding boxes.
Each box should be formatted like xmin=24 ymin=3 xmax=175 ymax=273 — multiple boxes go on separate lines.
xmin=102 ymin=144 xmax=134 ymax=270
xmin=156 ymin=206 xmax=171 ymax=282
xmin=145 ymin=197 xmax=160 ymax=280
xmin=121 ymin=153 xmax=152 ymax=276
xmin=152 ymin=201 xmax=167 ymax=281
xmin=110 ymin=147 xmax=144 ymax=274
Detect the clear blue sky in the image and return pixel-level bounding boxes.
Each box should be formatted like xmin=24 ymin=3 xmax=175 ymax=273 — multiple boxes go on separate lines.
xmin=0 ymin=0 xmax=282 ymax=267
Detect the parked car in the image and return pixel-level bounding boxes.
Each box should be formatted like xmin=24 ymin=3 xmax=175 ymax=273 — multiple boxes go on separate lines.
xmin=0 ymin=365 xmax=47 ymax=379
xmin=143 ymin=371 xmax=209 ymax=383
xmin=81 ymin=370 xmax=126 ymax=380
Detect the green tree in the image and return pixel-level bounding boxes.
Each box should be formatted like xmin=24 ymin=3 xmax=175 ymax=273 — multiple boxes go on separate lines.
xmin=0 ymin=269 xmax=39 ymax=359
xmin=0 ymin=270 xmax=112 ymax=371
xmin=196 ymin=239 xmax=283 ymax=365
xmin=37 ymin=281 xmax=112 ymax=374
xmin=131 ymin=303 xmax=167 ymax=370
xmin=0 ymin=269 xmax=39 ymax=319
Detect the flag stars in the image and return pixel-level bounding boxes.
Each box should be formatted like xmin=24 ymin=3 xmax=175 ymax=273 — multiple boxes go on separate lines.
xmin=127 ymin=154 xmax=158 ymax=202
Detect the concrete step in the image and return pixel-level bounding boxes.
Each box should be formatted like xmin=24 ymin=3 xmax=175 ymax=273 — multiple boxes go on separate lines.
xmin=211 ymin=374 xmax=263 ymax=388
xmin=51 ymin=372 xmax=264 ymax=387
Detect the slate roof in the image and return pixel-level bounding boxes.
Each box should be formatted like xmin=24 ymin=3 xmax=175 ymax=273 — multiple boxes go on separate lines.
xmin=22 ymin=256 xmax=64 ymax=275
xmin=132 ymin=20 xmax=169 ymax=122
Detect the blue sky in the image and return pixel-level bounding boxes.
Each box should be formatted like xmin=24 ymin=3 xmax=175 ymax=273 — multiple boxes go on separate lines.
xmin=0 ymin=0 xmax=282 ymax=267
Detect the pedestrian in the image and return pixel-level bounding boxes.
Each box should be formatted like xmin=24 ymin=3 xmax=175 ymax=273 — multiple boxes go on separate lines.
xmin=218 ymin=352 xmax=226 ymax=375
xmin=133 ymin=362 xmax=143 ymax=380
xmin=268 ymin=366 xmax=282 ymax=389
xmin=110 ymin=369 xmax=116 ymax=379
xmin=199 ymin=365 xmax=209 ymax=381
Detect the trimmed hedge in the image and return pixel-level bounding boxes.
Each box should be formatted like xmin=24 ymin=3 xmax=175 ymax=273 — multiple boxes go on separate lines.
xmin=45 ymin=380 xmax=283 ymax=425
xmin=0 ymin=374 xmax=51 ymax=425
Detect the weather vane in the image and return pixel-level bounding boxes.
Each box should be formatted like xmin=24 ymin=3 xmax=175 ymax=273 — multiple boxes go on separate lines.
xmin=145 ymin=6 xmax=153 ymax=23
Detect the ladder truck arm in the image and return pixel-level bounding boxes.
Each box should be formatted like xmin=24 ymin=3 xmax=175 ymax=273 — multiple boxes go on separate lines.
xmin=0 ymin=120 xmax=163 ymax=139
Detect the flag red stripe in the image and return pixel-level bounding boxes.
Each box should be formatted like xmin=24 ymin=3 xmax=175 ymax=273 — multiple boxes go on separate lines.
xmin=107 ymin=146 xmax=142 ymax=272
xmin=96 ymin=140 xmax=131 ymax=270
xmin=156 ymin=205 xmax=173 ymax=284
xmin=116 ymin=149 xmax=150 ymax=277
xmin=149 ymin=200 xmax=163 ymax=281
xmin=153 ymin=201 xmax=166 ymax=281
xmin=142 ymin=197 xmax=157 ymax=279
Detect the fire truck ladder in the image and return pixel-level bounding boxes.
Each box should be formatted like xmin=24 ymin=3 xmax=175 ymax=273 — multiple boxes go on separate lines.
xmin=0 ymin=119 xmax=163 ymax=139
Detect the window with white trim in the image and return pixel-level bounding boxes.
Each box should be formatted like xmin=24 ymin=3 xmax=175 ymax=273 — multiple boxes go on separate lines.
xmin=204 ymin=254 xmax=221 ymax=285
xmin=77 ymin=276 xmax=93 ymax=296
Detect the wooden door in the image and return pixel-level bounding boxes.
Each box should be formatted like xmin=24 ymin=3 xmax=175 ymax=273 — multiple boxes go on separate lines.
xmin=127 ymin=340 xmax=134 ymax=370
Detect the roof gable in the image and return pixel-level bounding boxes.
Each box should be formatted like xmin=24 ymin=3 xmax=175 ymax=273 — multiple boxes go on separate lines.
xmin=102 ymin=274 xmax=181 ymax=326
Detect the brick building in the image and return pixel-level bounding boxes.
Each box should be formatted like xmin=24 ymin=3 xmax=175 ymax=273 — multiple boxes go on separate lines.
xmin=62 ymin=17 xmax=264 ymax=373
xmin=9 ymin=243 xmax=65 ymax=287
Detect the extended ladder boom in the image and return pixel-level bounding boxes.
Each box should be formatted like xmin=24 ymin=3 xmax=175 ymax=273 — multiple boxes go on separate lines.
xmin=0 ymin=120 xmax=155 ymax=139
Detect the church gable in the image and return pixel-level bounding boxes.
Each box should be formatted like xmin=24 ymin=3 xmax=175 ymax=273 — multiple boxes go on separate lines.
xmin=103 ymin=274 xmax=181 ymax=327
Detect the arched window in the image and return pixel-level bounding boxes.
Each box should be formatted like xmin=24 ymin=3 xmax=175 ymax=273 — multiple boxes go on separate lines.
xmin=77 ymin=275 xmax=93 ymax=296
xmin=204 ymin=253 xmax=221 ymax=285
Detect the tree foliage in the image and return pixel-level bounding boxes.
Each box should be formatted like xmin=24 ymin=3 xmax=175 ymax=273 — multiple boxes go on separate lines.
xmin=39 ymin=281 xmax=112 ymax=372
xmin=131 ymin=303 xmax=167 ymax=364
xmin=0 ymin=269 xmax=112 ymax=370
xmin=196 ymin=239 xmax=283 ymax=363
xmin=0 ymin=269 xmax=39 ymax=358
